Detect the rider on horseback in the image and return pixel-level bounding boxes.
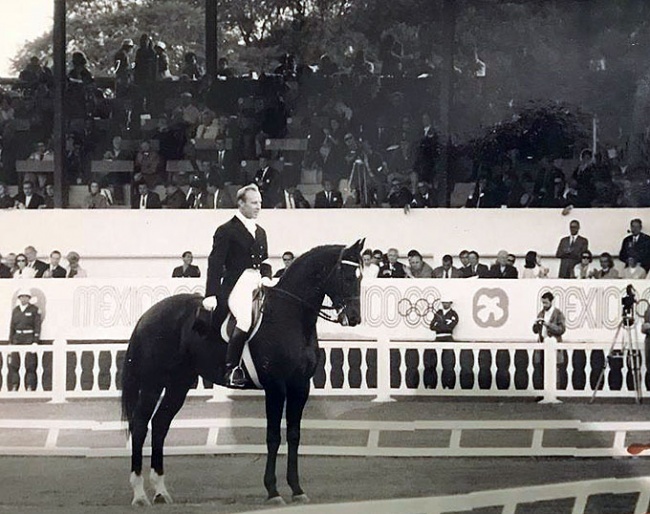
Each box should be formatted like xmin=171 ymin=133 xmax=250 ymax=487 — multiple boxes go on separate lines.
xmin=202 ymin=183 xmax=272 ymax=388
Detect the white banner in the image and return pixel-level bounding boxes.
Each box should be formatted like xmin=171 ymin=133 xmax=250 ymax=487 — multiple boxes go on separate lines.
xmin=0 ymin=278 xmax=647 ymax=343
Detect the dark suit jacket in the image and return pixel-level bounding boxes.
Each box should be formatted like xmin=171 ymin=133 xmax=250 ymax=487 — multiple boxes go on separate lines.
xmin=46 ymin=265 xmax=67 ymax=278
xmin=162 ymin=189 xmax=188 ymax=209
xmin=314 ymin=190 xmax=343 ymax=208
xmin=0 ymin=263 xmax=11 ymax=278
xmin=254 ymin=166 xmax=283 ymax=208
xmin=432 ymin=266 xmax=462 ymax=278
xmin=131 ymin=192 xmax=162 ymax=209
xmin=172 ymin=264 xmax=201 ymax=278
xmin=378 ymin=261 xmax=408 ymax=278
xmin=462 ymin=263 xmax=490 ymax=278
xmin=619 ymin=232 xmax=650 ymax=272
xmin=31 ymin=260 xmax=48 ymax=278
xmin=489 ymin=264 xmax=519 ymax=279
xmin=276 ymin=190 xmax=310 ymax=209
xmin=206 ymin=216 xmax=270 ymax=300
xmin=14 ymin=192 xmax=45 ymax=209
xmin=203 ymin=189 xmax=235 ymax=209
xmin=411 ymin=192 xmax=438 ymax=208
xmin=555 ymin=235 xmax=589 ymax=278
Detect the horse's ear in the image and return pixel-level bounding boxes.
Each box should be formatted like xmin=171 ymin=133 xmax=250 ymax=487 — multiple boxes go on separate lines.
xmin=349 ymin=238 xmax=365 ymax=255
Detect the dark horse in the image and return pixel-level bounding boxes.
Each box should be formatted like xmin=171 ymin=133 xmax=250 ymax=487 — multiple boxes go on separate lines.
xmin=121 ymin=239 xmax=364 ymax=506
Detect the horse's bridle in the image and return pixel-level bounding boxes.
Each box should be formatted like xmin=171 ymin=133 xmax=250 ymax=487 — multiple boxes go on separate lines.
xmin=266 ymin=248 xmax=360 ymax=324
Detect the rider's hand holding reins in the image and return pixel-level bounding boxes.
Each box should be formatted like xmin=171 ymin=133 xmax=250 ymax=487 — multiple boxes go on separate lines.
xmin=202 ymin=296 xmax=218 ymax=311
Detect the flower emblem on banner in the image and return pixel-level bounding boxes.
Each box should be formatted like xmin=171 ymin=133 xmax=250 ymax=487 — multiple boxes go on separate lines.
xmin=473 ymin=288 xmax=509 ymax=327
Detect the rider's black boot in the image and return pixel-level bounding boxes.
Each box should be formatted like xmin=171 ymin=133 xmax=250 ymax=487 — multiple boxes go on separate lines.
xmin=224 ymin=327 xmax=247 ymax=388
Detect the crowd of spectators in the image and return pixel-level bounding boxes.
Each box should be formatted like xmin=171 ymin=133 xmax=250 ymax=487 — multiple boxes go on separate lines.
xmin=0 ymin=33 xmax=645 ymax=209
xmin=0 ymin=246 xmax=86 ymax=279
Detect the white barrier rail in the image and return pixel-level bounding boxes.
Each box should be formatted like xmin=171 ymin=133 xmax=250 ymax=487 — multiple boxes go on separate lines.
xmin=0 ymin=338 xmax=646 ymax=403
xmin=245 ymin=476 xmax=650 ymax=514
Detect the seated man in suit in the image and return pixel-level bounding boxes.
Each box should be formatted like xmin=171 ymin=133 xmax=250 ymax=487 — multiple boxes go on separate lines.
xmin=273 ymin=251 xmax=295 ymax=278
xmin=378 ymin=248 xmax=408 ymax=278
xmin=253 ymin=154 xmax=283 ymax=208
xmin=172 ymin=251 xmax=201 ymax=277
xmin=161 ymin=182 xmax=187 ymax=209
xmin=131 ymin=180 xmax=162 ymax=209
xmin=43 ymin=250 xmax=67 ymax=278
xmin=489 ymin=250 xmax=519 ymax=278
xmin=277 ymin=185 xmax=310 ymax=208
xmin=432 ymin=254 xmax=462 ymax=278
xmin=14 ymin=181 xmax=45 ymax=210
xmin=213 ymin=138 xmax=237 ymax=184
xmin=24 ymin=246 xmax=48 ymax=278
xmin=204 ymin=173 xmax=235 ymax=209
xmin=407 ymin=249 xmax=434 ymax=278
xmin=410 ymin=181 xmax=437 ymax=208
xmin=462 ymin=251 xmax=490 ymax=278
xmin=314 ymin=179 xmax=343 ymax=208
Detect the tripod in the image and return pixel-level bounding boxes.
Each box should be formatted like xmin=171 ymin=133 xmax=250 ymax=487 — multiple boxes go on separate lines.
xmin=591 ymin=311 xmax=643 ymax=404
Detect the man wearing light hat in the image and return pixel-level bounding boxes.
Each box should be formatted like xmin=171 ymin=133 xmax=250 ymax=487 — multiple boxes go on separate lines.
xmin=8 ymin=289 xmax=41 ymax=391
xmin=430 ymin=299 xmax=458 ymax=341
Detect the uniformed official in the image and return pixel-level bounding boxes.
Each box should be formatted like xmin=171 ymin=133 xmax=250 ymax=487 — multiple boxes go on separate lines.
xmin=202 ymin=183 xmax=272 ymax=387
xmin=8 ymin=289 xmax=41 ymax=391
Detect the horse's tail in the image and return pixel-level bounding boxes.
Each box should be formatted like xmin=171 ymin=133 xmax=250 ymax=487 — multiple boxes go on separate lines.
xmin=121 ymin=327 xmax=141 ymax=434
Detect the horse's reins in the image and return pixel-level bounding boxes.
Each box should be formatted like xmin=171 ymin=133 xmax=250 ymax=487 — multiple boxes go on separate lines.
xmin=265 ymin=257 xmax=360 ymax=323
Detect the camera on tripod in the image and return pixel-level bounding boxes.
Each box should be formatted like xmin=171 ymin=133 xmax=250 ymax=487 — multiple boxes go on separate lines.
xmin=622 ymin=284 xmax=637 ymax=325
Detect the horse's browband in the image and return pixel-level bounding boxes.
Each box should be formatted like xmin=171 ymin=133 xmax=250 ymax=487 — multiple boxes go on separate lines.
xmin=341 ymin=260 xmax=360 ymax=267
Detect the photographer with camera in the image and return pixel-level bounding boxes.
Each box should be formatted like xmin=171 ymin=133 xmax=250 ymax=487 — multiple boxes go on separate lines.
xmin=533 ymin=292 xmax=566 ymax=343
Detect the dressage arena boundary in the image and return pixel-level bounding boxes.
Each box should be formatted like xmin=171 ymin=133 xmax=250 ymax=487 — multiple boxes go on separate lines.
xmin=3 ymin=416 xmax=650 ymax=458
xmin=0 ymin=337 xmax=646 ymax=403
xmin=241 ymin=476 xmax=650 ymax=514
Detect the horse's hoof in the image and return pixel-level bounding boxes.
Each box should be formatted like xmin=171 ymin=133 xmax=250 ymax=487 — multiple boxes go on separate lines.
xmin=153 ymin=492 xmax=173 ymax=504
xmin=266 ymin=495 xmax=286 ymax=506
xmin=292 ymin=493 xmax=310 ymax=504
xmin=131 ymin=495 xmax=151 ymax=507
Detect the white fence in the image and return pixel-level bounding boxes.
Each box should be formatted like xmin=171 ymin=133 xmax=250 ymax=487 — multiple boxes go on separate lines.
xmin=0 ymin=337 xmax=646 ymax=403
xmin=245 ymin=476 xmax=650 ymax=514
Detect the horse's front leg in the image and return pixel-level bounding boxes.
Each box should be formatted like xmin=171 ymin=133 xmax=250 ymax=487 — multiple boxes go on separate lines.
xmin=264 ymin=385 xmax=286 ymax=504
xmin=286 ymin=382 xmax=310 ymax=503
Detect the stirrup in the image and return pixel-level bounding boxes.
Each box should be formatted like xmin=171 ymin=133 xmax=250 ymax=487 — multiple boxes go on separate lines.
xmin=225 ymin=366 xmax=246 ymax=388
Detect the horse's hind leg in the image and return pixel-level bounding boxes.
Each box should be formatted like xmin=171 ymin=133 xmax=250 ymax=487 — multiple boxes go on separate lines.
xmin=149 ymin=375 xmax=194 ymax=504
xmin=286 ymin=382 xmax=310 ymax=503
xmin=129 ymin=385 xmax=163 ymax=507
xmin=264 ymin=383 xmax=286 ymax=504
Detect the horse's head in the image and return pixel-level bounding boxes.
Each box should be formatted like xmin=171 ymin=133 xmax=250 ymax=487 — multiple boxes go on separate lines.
xmin=323 ymin=238 xmax=365 ymax=327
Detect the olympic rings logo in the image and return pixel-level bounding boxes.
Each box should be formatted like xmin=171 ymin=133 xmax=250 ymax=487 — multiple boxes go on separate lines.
xmin=363 ymin=285 xmax=441 ymax=328
xmin=397 ymin=297 xmax=438 ymax=318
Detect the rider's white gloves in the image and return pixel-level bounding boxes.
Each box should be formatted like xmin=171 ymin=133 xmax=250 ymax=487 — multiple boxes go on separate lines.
xmin=202 ymin=296 xmax=218 ymax=311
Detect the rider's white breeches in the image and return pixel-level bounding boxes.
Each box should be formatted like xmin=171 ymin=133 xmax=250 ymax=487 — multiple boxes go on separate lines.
xmin=228 ymin=269 xmax=261 ymax=332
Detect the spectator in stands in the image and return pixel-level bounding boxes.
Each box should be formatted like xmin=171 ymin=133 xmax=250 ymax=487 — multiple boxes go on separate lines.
xmin=254 ymin=154 xmax=283 ymax=208
xmin=556 ymin=219 xmax=589 ymax=278
xmin=621 ymin=256 xmax=647 ymax=280
xmin=172 ymin=251 xmax=200 ymax=278
xmin=619 ymin=218 xmax=650 ymax=273
xmin=521 ymin=251 xmax=549 ymax=279
xmin=361 ymin=249 xmax=379 ymax=279
xmin=67 ymin=51 xmax=94 ymax=118
xmin=317 ymin=54 xmax=339 ymax=76
xmin=410 ymin=181 xmax=437 ymax=208
xmin=23 ymin=246 xmax=47 ymax=278
xmin=66 ymin=251 xmax=87 ymax=278
xmin=372 ymin=249 xmax=386 ymax=269
xmin=161 ymin=182 xmax=187 ymax=209
xmin=29 ymin=141 xmax=53 ymax=162
xmin=42 ymin=184 xmax=55 ymax=209
xmin=181 ymin=52 xmax=204 ymax=81
xmin=574 ymin=250 xmax=597 ymax=279
xmin=593 ymin=252 xmax=619 ymax=279
xmin=462 ymin=251 xmax=489 ymax=278
xmin=154 ymin=41 xmax=172 ymax=80
xmin=14 ymin=181 xmax=45 ymax=210
xmin=0 ymin=182 xmax=14 ymax=208
xmin=465 ymin=176 xmax=494 ymax=208
xmin=387 ymin=178 xmax=412 ymax=208
xmin=13 ymin=253 xmax=36 ymax=279
xmin=433 ymin=254 xmax=461 ymax=278
xmin=133 ymin=33 xmax=157 ymax=115
xmin=274 ymin=251 xmax=295 ymax=278
xmin=0 ymin=254 xmax=11 ymax=278
xmin=65 ymin=135 xmax=86 ymax=185
xmin=0 ymin=96 xmax=15 ymax=132
xmin=507 ymin=254 xmax=517 ymax=266
xmin=407 ymin=249 xmax=434 ymax=278
xmin=351 ymin=49 xmax=374 ymax=76
xmin=131 ymin=180 xmax=162 ymax=209
xmin=204 ymin=173 xmax=235 ymax=209
xmin=19 ymin=56 xmax=47 ymax=92
xmin=314 ymin=179 xmax=343 ymax=208
xmin=177 ymin=92 xmax=201 ymax=132
xmin=216 ymin=57 xmax=233 ymax=79
xmin=195 ymin=110 xmax=220 ymax=140
xmin=103 ymin=135 xmax=133 ymax=161
xmin=278 ymin=186 xmax=310 ymax=208
xmin=489 ymin=250 xmax=519 ymax=278
xmin=458 ymin=250 xmax=471 ymax=276
xmin=134 ymin=140 xmax=164 ymax=189
xmin=43 ymin=250 xmax=66 ymax=278
xmin=185 ymin=175 xmax=207 ymax=209
xmin=379 ymin=248 xmax=407 ymax=278
xmin=113 ymin=38 xmax=134 ymax=99
xmin=430 ymin=299 xmax=459 ymax=341
xmin=4 ymin=253 xmax=17 ymax=275
xmin=387 ymin=138 xmax=417 ymax=194
xmin=8 ymin=288 xmax=42 ymax=391
xmin=532 ymin=292 xmax=566 ymax=343
xmin=212 ymin=139 xmax=237 ymax=184
xmin=83 ymin=180 xmax=109 ymax=209
xmin=573 ymin=149 xmax=596 ymax=207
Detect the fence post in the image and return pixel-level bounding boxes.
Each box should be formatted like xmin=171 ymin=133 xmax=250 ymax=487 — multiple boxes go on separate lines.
xmin=48 ymin=338 xmax=67 ymax=404
xmin=207 ymin=385 xmax=232 ymax=403
xmin=372 ymin=334 xmax=395 ymax=403
xmin=539 ymin=338 xmax=561 ymax=404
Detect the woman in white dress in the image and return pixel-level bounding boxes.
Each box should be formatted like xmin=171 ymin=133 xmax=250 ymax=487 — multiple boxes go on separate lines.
xmin=573 ymin=250 xmax=598 ymax=279
xmin=521 ymin=250 xmax=549 ymax=278
xmin=12 ymin=253 xmax=36 ymax=279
